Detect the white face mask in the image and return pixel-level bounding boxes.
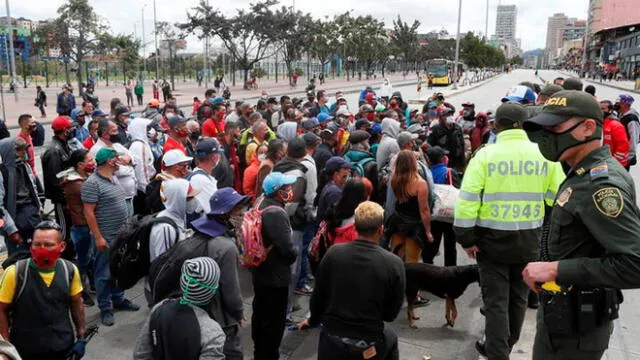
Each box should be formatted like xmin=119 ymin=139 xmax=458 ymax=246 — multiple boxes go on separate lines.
xmin=147 ymin=127 xmax=157 ymax=140
xmin=258 ymin=154 xmax=267 ymax=161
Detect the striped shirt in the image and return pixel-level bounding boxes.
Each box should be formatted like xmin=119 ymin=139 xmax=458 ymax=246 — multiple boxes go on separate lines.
xmin=81 ymin=172 xmax=128 ymax=242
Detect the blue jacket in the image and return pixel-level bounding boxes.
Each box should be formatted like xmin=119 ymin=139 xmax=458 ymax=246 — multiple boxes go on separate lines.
xmin=56 ymin=93 xmax=76 ymax=115
xmin=431 ymin=163 xmax=448 ymax=184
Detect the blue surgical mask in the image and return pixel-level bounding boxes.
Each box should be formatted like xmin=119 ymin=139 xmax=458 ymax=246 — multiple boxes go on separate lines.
xmin=428 ymin=110 xmax=437 ymax=117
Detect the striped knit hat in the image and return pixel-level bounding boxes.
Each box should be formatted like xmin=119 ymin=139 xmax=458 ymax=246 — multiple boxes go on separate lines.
xmin=180 ymin=257 xmax=220 ymax=306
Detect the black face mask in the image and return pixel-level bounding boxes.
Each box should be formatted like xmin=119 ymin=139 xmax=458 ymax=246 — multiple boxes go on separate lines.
xmin=613 ymin=104 xmax=621 ymax=111
xmin=190 ymin=131 xmax=201 ymax=141
xmin=66 ymin=128 xmax=77 ymax=139
xmin=603 ymin=112 xmax=612 ymax=118
xmin=77 ymin=118 xmax=86 ymax=126
xmin=28 ymin=124 xmax=37 ymax=133
xmin=109 ymin=134 xmax=120 ymax=144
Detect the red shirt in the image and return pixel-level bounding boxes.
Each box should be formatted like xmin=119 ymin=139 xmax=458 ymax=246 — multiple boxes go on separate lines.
xmin=82 ymin=137 xmax=96 ymax=151
xmin=202 ymin=118 xmax=226 ymax=138
xmin=163 ymin=137 xmax=187 ymax=154
xmin=192 ymin=101 xmax=201 ymax=115
xmin=603 ymin=117 xmax=630 ymax=167
xmin=17 ymin=132 xmax=36 ymax=176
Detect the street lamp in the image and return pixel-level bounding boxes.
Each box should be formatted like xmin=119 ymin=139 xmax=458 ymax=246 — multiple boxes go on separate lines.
xmin=142 ymin=4 xmax=148 ymax=78
xmin=153 ymin=0 xmax=159 ymax=80
xmin=4 ymin=0 xmax=18 ymax=101
xmin=452 ymin=0 xmax=462 ymax=90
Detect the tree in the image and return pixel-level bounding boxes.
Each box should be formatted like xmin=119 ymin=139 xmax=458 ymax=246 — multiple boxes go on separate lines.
xmin=155 ymin=21 xmax=182 ymax=90
xmin=50 ymin=0 xmax=107 ymax=91
xmin=273 ymin=7 xmax=314 ymax=84
xmin=460 ymin=32 xmax=506 ymax=68
xmin=390 ymin=16 xmax=420 ymax=72
xmin=309 ymin=18 xmax=338 ymax=76
xmin=510 ymin=55 xmax=523 ymax=66
xmin=181 ymin=0 xmax=279 ymax=89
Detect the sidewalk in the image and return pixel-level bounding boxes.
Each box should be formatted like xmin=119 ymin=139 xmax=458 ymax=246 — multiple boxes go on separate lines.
xmin=1 ymin=73 xmax=417 ymax=127
xmin=556 ymin=70 xmax=640 ymax=94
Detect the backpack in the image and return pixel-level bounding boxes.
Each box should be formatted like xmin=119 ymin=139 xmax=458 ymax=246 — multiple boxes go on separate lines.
xmin=13 ymin=259 xmax=75 ymax=302
xmin=148 ymin=232 xmax=211 ymax=306
xmin=0 ymin=119 xmax=10 ymax=141
xmin=351 ymin=157 xmax=375 ymax=178
xmin=308 ymin=220 xmax=331 ymax=277
xmin=184 ymin=168 xmax=208 ymax=181
xmin=109 ymin=214 xmax=178 ymax=290
xmin=214 ymin=78 xmax=221 ymax=88
xmin=239 ymin=196 xmax=281 ymax=267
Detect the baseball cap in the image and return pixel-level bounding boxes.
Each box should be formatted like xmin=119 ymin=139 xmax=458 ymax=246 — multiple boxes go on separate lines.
xmin=426 ymin=146 xmax=449 ymax=164
xmin=562 ymin=77 xmax=583 ymax=91
xmin=210 ymin=96 xmax=225 ymax=105
xmin=302 ymin=117 xmax=320 ymax=131
xmin=616 ymin=94 xmax=635 ymax=105
xmin=115 ymin=105 xmax=130 ymax=118
xmin=325 ymin=156 xmax=352 ymax=175
xmin=267 ymin=97 xmax=278 ymax=105
xmin=148 ymin=99 xmax=161 ymax=107
xmin=262 ymin=172 xmax=297 ymax=196
xmin=495 ymin=102 xmax=528 ymax=129
xmin=540 ymin=84 xmax=563 ymax=97
xmin=195 ymin=138 xmax=225 ymax=156
xmin=461 ymin=101 xmax=475 ymax=107
xmin=167 ymin=115 xmax=186 ymax=127
xmin=95 ymin=147 xmax=118 ymax=166
xmin=303 ymin=132 xmax=320 ymax=148
xmin=407 ymin=123 xmax=423 ymax=134
xmin=397 ymin=131 xmax=419 ymax=148
xmin=92 ymin=109 xmax=107 ymax=117
xmin=370 ymin=123 xmax=382 ymax=135
xmin=375 ymin=104 xmax=386 ymax=113
xmin=14 ymin=137 xmax=30 ymax=150
xmin=359 ymin=104 xmax=374 ymax=113
xmin=427 ymin=102 xmax=438 ymax=109
xmin=365 ymin=93 xmax=376 ymax=102
xmin=348 ymin=130 xmax=371 ymax=144
xmin=438 ymin=106 xmax=454 ymax=116
xmin=317 ymin=113 xmax=335 ymax=123
xmin=501 ymin=85 xmax=537 ymax=103
xmin=525 ymin=90 xmax=604 ymax=129
xmin=205 ymin=188 xmax=250 ymax=216
xmin=51 ymin=116 xmax=73 ymax=131
xmin=163 ymin=149 xmax=193 ymax=167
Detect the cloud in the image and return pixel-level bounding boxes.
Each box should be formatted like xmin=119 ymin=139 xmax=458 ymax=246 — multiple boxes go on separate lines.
xmin=14 ymin=0 xmax=588 ymax=53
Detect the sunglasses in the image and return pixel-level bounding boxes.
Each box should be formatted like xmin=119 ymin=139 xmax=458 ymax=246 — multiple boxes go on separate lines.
xmin=35 ymin=220 xmax=62 ymax=232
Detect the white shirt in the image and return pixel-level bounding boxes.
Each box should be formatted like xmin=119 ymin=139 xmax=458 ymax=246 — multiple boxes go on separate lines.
xmin=129 ymin=140 xmax=156 ymax=192
xmin=90 ymin=139 xmax=137 ymax=199
xmin=189 ymin=167 xmax=218 ymax=214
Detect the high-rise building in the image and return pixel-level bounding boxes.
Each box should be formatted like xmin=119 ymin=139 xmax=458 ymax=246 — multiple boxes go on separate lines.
xmin=495 ymin=5 xmax=517 ymax=41
xmin=545 ymin=13 xmax=569 ymax=66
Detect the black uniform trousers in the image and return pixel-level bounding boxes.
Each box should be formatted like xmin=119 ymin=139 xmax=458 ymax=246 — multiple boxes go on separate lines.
xmin=317 ymin=327 xmax=399 ymax=360
xmin=252 ymin=285 xmax=288 ymax=360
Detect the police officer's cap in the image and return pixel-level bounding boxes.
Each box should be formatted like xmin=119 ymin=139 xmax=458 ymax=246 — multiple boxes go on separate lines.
xmin=524 ymin=90 xmax=603 ymax=131
xmin=495 ymin=102 xmax=527 ymax=129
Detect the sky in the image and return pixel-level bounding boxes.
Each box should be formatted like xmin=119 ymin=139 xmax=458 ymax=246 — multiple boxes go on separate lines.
xmin=16 ymin=0 xmax=589 ymax=53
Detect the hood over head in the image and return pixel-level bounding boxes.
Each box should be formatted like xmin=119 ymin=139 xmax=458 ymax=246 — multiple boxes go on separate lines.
xmin=381 ymin=118 xmax=400 ymax=138
xmin=0 ymin=138 xmax=15 ymax=170
xmin=160 ymin=178 xmax=190 ymax=224
xmin=129 ymin=117 xmax=152 ymax=142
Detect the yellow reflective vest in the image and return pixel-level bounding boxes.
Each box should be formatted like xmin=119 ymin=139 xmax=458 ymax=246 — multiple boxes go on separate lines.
xmin=453 ymin=129 xmax=565 ymax=263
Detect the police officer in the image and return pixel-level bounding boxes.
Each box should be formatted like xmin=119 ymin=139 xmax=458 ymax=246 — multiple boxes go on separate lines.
xmin=522 ymin=90 xmax=640 ymax=360
xmin=454 ymin=101 xmax=564 ymax=360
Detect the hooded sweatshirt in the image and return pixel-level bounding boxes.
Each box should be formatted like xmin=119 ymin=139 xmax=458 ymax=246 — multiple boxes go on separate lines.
xmin=378 ymin=79 xmax=393 ymax=99
xmin=376 ymin=118 xmax=401 ymax=170
xmin=129 ymin=118 xmax=157 ymax=192
xmin=149 ymin=178 xmax=190 ymax=261
xmin=470 ymin=112 xmax=490 ymax=152
xmin=58 ymin=168 xmax=88 ymax=226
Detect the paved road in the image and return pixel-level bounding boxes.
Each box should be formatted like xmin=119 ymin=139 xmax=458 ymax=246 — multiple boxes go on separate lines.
xmin=21 ymin=69 xmax=640 ymax=359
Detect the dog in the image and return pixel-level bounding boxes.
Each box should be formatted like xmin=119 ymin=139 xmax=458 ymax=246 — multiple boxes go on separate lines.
xmin=405 ymin=263 xmax=480 ymax=328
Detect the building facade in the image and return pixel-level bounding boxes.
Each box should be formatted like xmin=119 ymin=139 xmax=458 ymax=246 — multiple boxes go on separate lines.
xmin=545 ymin=13 xmax=569 ymax=66
xmin=495 ymin=5 xmax=517 ymax=41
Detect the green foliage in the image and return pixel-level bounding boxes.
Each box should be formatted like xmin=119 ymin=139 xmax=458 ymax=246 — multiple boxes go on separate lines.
xmin=273 ymin=7 xmax=314 ymax=81
xmin=251 ymin=67 xmax=268 ymax=79
xmin=510 ymin=55 xmax=524 ymax=65
xmin=294 ymin=68 xmax=304 ymax=76
xmin=460 ymin=32 xmax=506 ymax=68
xmin=390 ymin=16 xmax=420 ymax=67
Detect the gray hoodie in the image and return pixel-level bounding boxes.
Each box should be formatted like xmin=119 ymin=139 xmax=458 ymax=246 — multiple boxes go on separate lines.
xmin=376 ymin=118 xmax=401 ymax=170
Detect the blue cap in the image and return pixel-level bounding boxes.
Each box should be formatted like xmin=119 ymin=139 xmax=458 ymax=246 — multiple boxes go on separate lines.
xmin=427 ymin=102 xmax=438 ymax=109
xmin=370 ymin=123 xmax=382 ymax=134
xmin=262 ymin=172 xmax=296 ymax=195
xmin=324 ymin=156 xmax=352 ymax=175
xmin=210 ymin=96 xmax=225 ymax=105
xmin=92 ymin=109 xmax=107 ymax=117
xmin=617 ymin=94 xmax=635 ymax=104
xmin=501 ymin=85 xmax=537 ymax=103
xmin=168 ymin=115 xmax=186 ymax=127
xmin=195 ymin=138 xmax=225 ymax=156
xmin=208 ymin=187 xmax=249 ymax=215
xmin=317 ymin=113 xmax=334 ymax=123
xmin=70 ymin=108 xmax=83 ymax=121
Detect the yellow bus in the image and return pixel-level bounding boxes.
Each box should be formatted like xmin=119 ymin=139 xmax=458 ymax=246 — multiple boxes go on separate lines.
xmin=425 ymin=59 xmax=464 ymax=86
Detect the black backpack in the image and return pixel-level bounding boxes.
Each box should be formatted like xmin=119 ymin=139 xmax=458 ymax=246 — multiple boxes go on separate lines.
xmin=147 ymin=232 xmax=212 ymax=306
xmin=32 ymin=122 xmax=45 ymax=146
xmin=109 ymin=214 xmax=178 ymax=290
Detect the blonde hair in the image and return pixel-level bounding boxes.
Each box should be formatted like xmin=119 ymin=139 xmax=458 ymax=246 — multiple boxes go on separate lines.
xmin=354 ymin=201 xmax=384 ymax=236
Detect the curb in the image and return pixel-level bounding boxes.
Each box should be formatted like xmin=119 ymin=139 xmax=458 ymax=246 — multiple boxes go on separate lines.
xmin=557 ymin=71 xmax=640 ymax=95
xmin=11 ymin=78 xmax=420 ymax=130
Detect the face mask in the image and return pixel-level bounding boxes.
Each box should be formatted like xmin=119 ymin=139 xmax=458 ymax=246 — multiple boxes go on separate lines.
xmin=442 ymin=155 xmax=449 ymax=166
xmin=91 ymin=132 xmax=99 ymax=141
xmin=84 ymin=163 xmax=95 ymax=173
xmin=279 ymin=188 xmax=294 ymax=203
xmin=77 ymin=118 xmax=86 ymax=126
xmin=177 ymin=129 xmax=189 ymax=138
xmin=527 ymin=122 xmax=602 ymax=162
xmin=109 ymin=134 xmax=120 ymax=143
xmin=428 ymin=110 xmax=437 ymax=117
xmin=147 ymin=127 xmax=157 ymax=140
xmin=612 ymin=104 xmax=621 ymax=111
xmin=603 ymin=112 xmax=612 ymax=118
xmin=29 ymin=124 xmax=37 ymax=133
xmin=31 ymin=244 xmax=62 ymax=269
xmin=165 ymin=112 xmax=175 ymax=118
xmin=66 ymin=128 xmax=77 ymax=139
xmin=186 ymin=199 xmax=199 ymax=214
xmin=190 ymin=131 xmax=201 ymax=141
xmin=366 ymin=112 xmax=375 ymax=121
xmin=112 ymin=160 xmax=121 ymax=171
xmin=273 ymin=105 xmax=281 ymax=112
xmin=463 ymin=110 xmax=472 ymax=118
xmin=258 ymin=154 xmax=266 ymax=161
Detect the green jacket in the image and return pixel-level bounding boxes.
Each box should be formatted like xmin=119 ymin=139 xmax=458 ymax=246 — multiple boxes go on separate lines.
xmin=134 ymin=83 xmax=144 ymax=96
xmin=453 ymin=129 xmax=565 ymax=263
xmin=551 ymin=147 xmax=640 ymax=289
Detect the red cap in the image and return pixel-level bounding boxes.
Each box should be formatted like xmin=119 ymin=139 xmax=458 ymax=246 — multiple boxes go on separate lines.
xmin=462 ymin=101 xmax=475 ymax=107
xmin=51 ymin=116 xmax=73 ymax=131
xmin=366 ymin=92 xmax=375 ymax=101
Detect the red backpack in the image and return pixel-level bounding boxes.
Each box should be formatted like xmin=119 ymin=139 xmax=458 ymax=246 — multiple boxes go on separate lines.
xmin=239 ymin=196 xmax=281 ymax=267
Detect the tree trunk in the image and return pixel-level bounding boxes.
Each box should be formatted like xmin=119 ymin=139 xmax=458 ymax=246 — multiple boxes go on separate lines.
xmin=243 ymin=68 xmax=249 ymax=89
xmin=64 ymin=61 xmax=70 ymax=85
xmin=45 ymin=60 xmax=49 ymax=88
xmin=105 ymin=62 xmax=109 ymax=87
xmin=76 ymin=56 xmax=83 ymax=94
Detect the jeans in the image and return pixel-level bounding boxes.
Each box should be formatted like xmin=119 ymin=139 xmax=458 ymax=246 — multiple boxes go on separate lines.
xmin=136 ymin=94 xmax=143 ymax=106
xmin=252 ymin=285 xmax=288 ymax=360
xmin=287 ymin=229 xmax=303 ymax=315
xmin=70 ymin=225 xmax=94 ymax=277
xmin=317 ymin=327 xmax=399 ymax=360
xmin=125 ymin=198 xmax=134 ymax=217
xmin=38 ymin=102 xmax=46 ymax=117
xmin=422 ymin=220 xmax=457 ymax=266
xmin=94 ymin=239 xmax=125 ymax=312
xmin=297 ymin=223 xmax=317 ymax=288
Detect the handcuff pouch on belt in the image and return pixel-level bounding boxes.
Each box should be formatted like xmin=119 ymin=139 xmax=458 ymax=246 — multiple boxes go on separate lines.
xmin=540 ymin=286 xmax=623 ymax=335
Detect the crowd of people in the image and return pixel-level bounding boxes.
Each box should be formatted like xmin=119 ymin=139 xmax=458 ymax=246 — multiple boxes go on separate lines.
xmin=0 ymin=72 xmax=638 ymax=360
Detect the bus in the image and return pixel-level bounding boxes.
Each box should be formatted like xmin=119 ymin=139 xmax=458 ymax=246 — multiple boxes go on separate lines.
xmin=425 ymin=59 xmax=464 ymax=86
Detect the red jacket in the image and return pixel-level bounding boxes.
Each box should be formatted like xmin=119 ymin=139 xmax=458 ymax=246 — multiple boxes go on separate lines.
xmin=603 ymin=117 xmax=630 ymax=167
xmin=202 ymin=118 xmax=226 ymax=138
